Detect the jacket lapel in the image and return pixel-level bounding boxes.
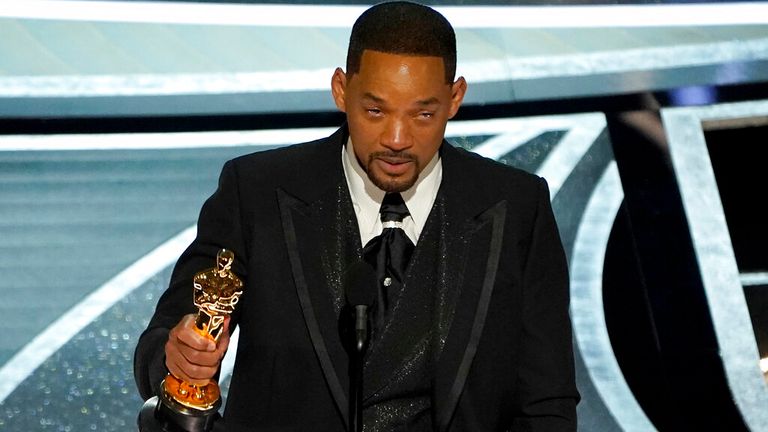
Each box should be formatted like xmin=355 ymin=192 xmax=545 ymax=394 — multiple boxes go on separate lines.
xmin=433 ymin=144 xmax=509 ymax=432
xmin=277 ymin=128 xmax=361 ymax=427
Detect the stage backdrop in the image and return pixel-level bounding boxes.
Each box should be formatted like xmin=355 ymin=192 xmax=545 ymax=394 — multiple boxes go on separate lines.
xmin=0 ymin=1 xmax=767 ymax=430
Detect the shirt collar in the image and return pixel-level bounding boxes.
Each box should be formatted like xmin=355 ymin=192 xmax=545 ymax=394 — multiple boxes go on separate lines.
xmin=342 ymin=137 xmax=442 ymax=243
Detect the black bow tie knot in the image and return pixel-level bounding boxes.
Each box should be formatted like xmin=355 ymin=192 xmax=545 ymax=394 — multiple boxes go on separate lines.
xmin=379 ymin=192 xmax=410 ymax=223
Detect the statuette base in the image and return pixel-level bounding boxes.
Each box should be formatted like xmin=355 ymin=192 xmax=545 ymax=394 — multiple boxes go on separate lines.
xmin=138 ymin=394 xmax=221 ymax=432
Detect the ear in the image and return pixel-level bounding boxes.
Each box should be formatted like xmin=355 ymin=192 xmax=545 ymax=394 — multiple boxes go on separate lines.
xmin=447 ymin=76 xmax=467 ymax=119
xmin=331 ymin=67 xmax=348 ymax=113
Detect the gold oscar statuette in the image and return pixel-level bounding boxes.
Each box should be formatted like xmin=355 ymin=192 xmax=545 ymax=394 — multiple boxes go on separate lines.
xmin=138 ymin=248 xmax=244 ymax=432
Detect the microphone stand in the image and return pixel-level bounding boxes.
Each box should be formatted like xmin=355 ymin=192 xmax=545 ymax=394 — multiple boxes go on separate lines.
xmin=349 ymin=304 xmax=369 ymax=432
xmin=343 ymin=260 xmax=376 ymax=432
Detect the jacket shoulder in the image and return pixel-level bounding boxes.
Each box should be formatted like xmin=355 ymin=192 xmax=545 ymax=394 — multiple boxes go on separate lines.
xmin=446 ymin=143 xmax=545 ymax=192
xmin=230 ymin=135 xmax=334 ymax=171
xmin=218 ymin=129 xmax=345 ymax=203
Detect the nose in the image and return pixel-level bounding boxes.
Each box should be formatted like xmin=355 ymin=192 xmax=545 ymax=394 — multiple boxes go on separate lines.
xmin=381 ymin=118 xmax=411 ymax=151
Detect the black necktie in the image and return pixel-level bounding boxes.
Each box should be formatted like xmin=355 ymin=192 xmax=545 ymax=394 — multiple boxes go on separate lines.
xmin=362 ymin=193 xmax=415 ymax=328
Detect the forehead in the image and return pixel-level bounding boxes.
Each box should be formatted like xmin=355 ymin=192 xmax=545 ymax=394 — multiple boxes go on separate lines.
xmin=350 ymin=50 xmax=448 ymax=95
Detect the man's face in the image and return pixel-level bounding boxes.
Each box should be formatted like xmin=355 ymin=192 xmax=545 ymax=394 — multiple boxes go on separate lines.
xmin=332 ymin=50 xmax=466 ymax=192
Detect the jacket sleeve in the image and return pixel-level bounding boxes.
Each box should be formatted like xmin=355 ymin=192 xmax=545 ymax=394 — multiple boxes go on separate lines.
xmin=510 ymin=177 xmax=580 ymax=431
xmin=133 ymin=160 xmax=249 ymax=400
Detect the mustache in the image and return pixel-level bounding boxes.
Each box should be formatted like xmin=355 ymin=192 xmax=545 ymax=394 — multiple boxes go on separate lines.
xmin=368 ymin=151 xmax=417 ymax=161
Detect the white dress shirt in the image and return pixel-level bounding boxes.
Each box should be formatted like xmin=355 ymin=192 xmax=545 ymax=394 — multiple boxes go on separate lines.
xmin=342 ymin=138 xmax=442 ymax=247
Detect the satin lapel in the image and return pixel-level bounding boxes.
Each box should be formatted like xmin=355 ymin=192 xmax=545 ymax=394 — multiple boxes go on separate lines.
xmin=433 ymin=144 xmax=509 ymax=432
xmin=434 ymin=201 xmax=506 ymax=431
xmin=277 ymin=183 xmax=360 ymax=428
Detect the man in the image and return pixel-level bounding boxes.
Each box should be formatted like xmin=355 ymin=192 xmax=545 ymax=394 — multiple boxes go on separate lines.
xmin=134 ymin=2 xmax=579 ymax=431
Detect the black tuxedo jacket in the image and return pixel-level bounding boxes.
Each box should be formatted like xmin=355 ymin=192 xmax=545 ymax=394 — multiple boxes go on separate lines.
xmin=135 ymin=126 xmax=578 ymax=431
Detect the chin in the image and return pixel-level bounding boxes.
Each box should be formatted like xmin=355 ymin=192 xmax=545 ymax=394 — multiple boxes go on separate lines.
xmin=369 ymin=173 xmax=418 ymax=193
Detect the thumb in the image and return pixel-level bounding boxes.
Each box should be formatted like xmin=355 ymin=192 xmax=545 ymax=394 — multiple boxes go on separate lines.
xmin=216 ymin=317 xmax=232 ymax=353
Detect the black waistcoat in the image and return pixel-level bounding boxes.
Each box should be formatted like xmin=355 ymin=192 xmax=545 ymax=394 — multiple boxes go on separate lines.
xmin=321 ymin=183 xmax=464 ymax=432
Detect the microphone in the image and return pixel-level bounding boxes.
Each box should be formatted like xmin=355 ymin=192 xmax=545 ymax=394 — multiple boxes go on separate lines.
xmin=345 ymin=261 xmax=377 ymax=353
xmin=344 ymin=261 xmax=377 ymax=432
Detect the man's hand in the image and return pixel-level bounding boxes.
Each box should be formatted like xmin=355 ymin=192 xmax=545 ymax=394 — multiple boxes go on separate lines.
xmin=165 ymin=314 xmax=231 ymax=386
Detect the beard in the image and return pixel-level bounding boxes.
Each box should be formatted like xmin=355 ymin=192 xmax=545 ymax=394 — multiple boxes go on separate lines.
xmin=366 ymin=151 xmax=420 ymax=193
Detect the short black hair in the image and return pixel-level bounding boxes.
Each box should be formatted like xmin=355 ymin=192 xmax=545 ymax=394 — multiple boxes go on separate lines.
xmin=346 ymin=1 xmax=457 ymax=84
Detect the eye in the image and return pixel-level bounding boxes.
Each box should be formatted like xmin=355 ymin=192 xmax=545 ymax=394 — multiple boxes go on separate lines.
xmin=418 ymin=111 xmax=434 ymax=119
xmin=366 ymin=108 xmax=382 ymax=116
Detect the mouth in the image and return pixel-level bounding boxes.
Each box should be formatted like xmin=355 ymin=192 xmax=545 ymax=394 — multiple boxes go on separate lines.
xmin=373 ymin=155 xmax=414 ymax=176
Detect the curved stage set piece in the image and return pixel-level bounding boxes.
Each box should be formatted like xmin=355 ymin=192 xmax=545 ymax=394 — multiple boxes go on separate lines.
xmin=0 ymin=1 xmax=767 ymax=431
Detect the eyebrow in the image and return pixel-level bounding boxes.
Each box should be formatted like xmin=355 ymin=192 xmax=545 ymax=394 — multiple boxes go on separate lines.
xmin=416 ymin=97 xmax=440 ymax=107
xmin=362 ymin=92 xmax=384 ymax=104
xmin=362 ymin=93 xmax=441 ymax=107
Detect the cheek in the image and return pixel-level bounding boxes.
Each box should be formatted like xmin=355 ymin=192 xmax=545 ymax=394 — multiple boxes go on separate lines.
xmin=348 ymin=127 xmax=374 ymax=164
xmin=414 ymin=129 xmax=444 ymax=157
xmin=348 ymin=119 xmax=378 ymax=148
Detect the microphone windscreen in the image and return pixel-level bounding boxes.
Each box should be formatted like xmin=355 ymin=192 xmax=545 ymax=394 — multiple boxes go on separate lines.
xmin=345 ymin=261 xmax=377 ymax=307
